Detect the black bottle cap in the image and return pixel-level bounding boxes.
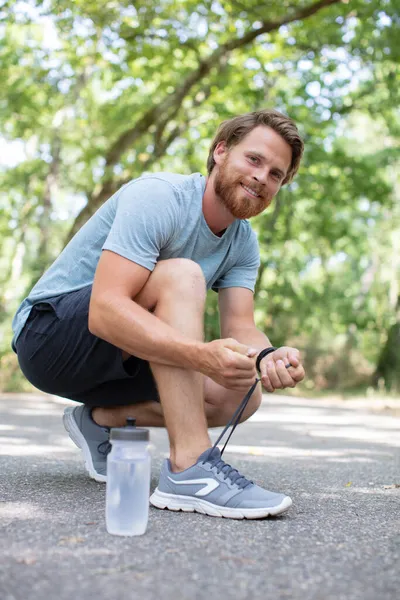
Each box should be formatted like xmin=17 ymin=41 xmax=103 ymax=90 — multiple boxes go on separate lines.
xmin=110 ymin=416 xmax=149 ymax=441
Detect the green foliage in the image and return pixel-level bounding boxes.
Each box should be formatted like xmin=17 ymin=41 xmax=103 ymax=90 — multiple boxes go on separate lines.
xmin=0 ymin=0 xmax=399 ymax=392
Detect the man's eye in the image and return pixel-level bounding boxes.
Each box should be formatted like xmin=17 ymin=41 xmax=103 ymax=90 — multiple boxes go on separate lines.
xmin=248 ymin=156 xmax=258 ymax=163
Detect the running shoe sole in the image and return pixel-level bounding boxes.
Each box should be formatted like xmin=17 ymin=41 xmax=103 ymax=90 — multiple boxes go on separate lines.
xmin=149 ymin=488 xmax=292 ymax=519
xmin=63 ymin=406 xmax=107 ymax=483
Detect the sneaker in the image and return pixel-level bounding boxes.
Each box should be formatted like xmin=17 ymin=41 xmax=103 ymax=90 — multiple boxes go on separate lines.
xmin=150 ymin=378 xmax=292 ymax=519
xmin=63 ymin=405 xmax=110 ymax=483
xmin=150 ymin=446 xmax=292 ymax=519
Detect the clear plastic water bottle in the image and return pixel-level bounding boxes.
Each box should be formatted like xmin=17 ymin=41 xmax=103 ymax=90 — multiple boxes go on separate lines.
xmin=106 ymin=418 xmax=151 ymax=536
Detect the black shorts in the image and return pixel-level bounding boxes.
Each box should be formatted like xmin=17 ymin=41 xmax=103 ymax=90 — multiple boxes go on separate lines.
xmin=15 ymin=285 xmax=160 ymax=408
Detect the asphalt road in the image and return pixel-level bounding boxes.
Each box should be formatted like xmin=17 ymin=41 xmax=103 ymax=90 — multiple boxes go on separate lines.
xmin=0 ymin=391 xmax=399 ymax=600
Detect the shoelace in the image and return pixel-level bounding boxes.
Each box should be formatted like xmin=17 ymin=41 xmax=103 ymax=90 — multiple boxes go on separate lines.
xmin=202 ymin=377 xmax=261 ymax=489
xmin=96 ymin=378 xmax=261 ymax=474
xmin=203 ymin=455 xmax=252 ymax=489
xmin=97 ymin=430 xmax=112 ymax=456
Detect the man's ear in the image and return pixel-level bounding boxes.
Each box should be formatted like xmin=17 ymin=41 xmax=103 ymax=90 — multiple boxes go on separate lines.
xmin=213 ymin=141 xmax=227 ymax=166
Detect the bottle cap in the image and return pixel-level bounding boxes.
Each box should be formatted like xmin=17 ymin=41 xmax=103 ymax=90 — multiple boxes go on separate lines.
xmin=110 ymin=417 xmax=149 ymax=441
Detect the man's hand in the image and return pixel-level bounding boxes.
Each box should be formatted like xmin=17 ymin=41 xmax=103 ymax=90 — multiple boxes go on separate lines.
xmin=199 ymin=338 xmax=258 ymax=391
xmin=259 ymin=346 xmax=305 ymax=393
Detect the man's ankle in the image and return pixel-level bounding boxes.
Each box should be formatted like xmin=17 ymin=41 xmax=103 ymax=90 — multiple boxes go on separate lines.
xmin=91 ymin=407 xmax=120 ymax=428
xmin=170 ymin=444 xmax=211 ymax=473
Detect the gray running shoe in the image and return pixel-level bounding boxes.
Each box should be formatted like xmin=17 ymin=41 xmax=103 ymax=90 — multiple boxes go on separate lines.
xmin=150 ymin=446 xmax=292 ymax=519
xmin=63 ymin=405 xmax=110 ymax=483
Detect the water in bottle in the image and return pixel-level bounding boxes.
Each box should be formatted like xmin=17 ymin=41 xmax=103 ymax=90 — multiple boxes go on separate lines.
xmin=106 ymin=418 xmax=151 ymax=536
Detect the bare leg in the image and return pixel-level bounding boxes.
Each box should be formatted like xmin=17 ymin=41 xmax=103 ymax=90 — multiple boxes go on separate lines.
xmin=93 ymin=374 xmax=262 ymax=429
xmin=93 ymin=259 xmax=212 ymax=472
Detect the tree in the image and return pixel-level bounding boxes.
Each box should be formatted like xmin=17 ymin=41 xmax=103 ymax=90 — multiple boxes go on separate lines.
xmin=0 ymin=0 xmax=399 ymax=392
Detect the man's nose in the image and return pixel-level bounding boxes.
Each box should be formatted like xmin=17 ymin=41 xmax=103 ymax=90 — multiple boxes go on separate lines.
xmin=253 ymin=169 xmax=268 ymax=185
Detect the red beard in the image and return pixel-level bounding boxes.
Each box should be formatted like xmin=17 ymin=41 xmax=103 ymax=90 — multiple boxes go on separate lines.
xmin=214 ymin=159 xmax=268 ymax=219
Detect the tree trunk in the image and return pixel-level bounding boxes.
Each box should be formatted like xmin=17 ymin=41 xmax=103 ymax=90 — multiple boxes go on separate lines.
xmin=373 ymin=297 xmax=400 ymax=392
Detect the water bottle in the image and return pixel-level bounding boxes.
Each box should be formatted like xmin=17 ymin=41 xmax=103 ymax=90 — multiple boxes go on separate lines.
xmin=106 ymin=417 xmax=151 ymax=536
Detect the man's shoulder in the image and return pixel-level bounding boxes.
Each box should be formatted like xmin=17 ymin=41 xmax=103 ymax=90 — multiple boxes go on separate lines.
xmin=236 ymin=218 xmax=258 ymax=240
xmin=131 ymin=171 xmax=204 ymax=193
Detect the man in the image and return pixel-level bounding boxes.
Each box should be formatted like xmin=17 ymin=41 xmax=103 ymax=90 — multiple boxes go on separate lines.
xmin=12 ymin=108 xmax=305 ymax=520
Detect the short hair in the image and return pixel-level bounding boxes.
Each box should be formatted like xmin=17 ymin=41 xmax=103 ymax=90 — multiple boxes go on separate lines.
xmin=207 ymin=109 xmax=304 ymax=184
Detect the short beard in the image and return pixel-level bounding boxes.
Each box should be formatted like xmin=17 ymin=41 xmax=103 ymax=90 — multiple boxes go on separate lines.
xmin=213 ymin=158 xmax=267 ymax=219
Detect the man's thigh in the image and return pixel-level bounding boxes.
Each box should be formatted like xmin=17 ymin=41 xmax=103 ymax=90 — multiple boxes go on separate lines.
xmin=16 ymin=285 xmax=160 ymax=406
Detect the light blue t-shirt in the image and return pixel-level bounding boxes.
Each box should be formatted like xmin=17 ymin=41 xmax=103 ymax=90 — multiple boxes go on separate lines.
xmin=12 ymin=172 xmax=260 ymax=346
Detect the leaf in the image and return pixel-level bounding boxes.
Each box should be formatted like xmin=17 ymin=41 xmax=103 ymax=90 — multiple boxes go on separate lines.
xmin=58 ymin=536 xmax=86 ymax=545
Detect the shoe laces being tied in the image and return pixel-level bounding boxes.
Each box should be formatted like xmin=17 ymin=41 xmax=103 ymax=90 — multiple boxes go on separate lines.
xmin=204 ymin=451 xmax=252 ymax=489
xmin=201 ymin=378 xmax=261 ymax=490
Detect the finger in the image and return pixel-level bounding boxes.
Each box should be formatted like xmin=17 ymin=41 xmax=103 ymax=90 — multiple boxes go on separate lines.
xmin=229 ymin=368 xmax=257 ymax=380
xmin=225 ymin=349 xmax=256 ymax=369
xmin=275 ymin=360 xmax=296 ymax=387
xmin=225 ymin=340 xmax=257 ymax=357
xmin=246 ymin=348 xmax=258 ymax=358
xmin=266 ymin=360 xmax=283 ymax=389
xmin=229 ymin=378 xmax=258 ymax=391
xmin=260 ymin=361 xmax=274 ymax=393
xmin=287 ymin=350 xmax=300 ymax=368
xmin=290 ymin=365 xmax=305 ymax=383
xmin=261 ymin=375 xmax=274 ymax=393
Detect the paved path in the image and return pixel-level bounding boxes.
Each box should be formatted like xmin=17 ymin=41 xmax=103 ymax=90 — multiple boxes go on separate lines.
xmin=0 ymin=392 xmax=399 ymax=600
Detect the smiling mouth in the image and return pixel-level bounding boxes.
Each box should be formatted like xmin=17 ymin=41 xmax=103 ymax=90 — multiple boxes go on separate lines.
xmin=240 ymin=183 xmax=261 ymax=198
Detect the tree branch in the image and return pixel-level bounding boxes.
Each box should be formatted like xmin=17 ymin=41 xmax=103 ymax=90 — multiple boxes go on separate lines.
xmin=67 ymin=0 xmax=343 ymax=241
xmin=105 ymin=0 xmax=341 ymax=169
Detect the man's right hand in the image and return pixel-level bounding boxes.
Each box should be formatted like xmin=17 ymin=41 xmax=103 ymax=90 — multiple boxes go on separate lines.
xmin=198 ymin=338 xmax=258 ymax=391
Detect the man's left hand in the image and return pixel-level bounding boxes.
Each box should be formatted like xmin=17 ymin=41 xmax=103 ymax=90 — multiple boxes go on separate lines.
xmin=259 ymin=346 xmax=305 ymax=393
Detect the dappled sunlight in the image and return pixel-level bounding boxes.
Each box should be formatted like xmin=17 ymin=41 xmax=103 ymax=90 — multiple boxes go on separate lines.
xmin=8 ymin=407 xmax=64 ymax=417
xmin=304 ymin=426 xmax=400 ymax=446
xmin=0 ymin=393 xmax=398 ymax=467
xmin=222 ymin=444 xmax=389 ymax=463
xmin=251 ymin=403 xmax=399 ymax=430
xmin=0 ymin=424 xmax=15 ymax=431
xmin=246 ymin=398 xmax=400 ymax=452
xmin=0 ymin=442 xmax=75 ymax=457
xmin=161 ymin=444 xmax=389 ymax=463
xmin=347 ymin=486 xmax=400 ymax=496
xmin=1 ymin=4 xmax=399 ymax=595
xmin=0 ymin=502 xmax=48 ymax=522
xmin=0 ymin=431 xmax=76 ymax=457
xmin=0 ymin=394 xmax=80 ymax=457
xmin=0 ymin=424 xmax=48 ymax=434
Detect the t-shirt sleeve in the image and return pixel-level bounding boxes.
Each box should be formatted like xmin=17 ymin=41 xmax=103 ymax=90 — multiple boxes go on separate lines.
xmin=102 ymin=177 xmax=180 ymax=271
xmin=212 ymin=228 xmax=260 ymax=292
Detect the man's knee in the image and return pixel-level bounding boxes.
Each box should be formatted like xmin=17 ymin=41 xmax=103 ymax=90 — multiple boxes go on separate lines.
xmin=135 ymin=258 xmax=206 ymax=310
xmin=154 ymin=259 xmax=206 ymax=300
xmin=156 ymin=258 xmax=204 ymax=280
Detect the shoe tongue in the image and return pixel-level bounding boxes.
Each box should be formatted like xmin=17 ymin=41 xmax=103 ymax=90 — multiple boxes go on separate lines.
xmin=197 ymin=446 xmax=221 ymax=463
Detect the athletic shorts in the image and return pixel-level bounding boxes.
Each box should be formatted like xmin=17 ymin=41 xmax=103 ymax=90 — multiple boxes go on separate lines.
xmin=15 ymin=285 xmax=160 ymax=408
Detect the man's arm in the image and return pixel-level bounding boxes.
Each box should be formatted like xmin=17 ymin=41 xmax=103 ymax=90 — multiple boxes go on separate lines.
xmin=218 ymin=287 xmax=272 ymax=348
xmin=218 ymin=287 xmax=305 ymax=391
xmin=89 ymin=250 xmax=201 ymax=369
xmin=89 ymin=251 xmax=258 ymax=390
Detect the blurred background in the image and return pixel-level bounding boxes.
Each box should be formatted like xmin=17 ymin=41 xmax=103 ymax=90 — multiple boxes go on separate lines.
xmin=0 ymin=0 xmax=399 ymax=396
